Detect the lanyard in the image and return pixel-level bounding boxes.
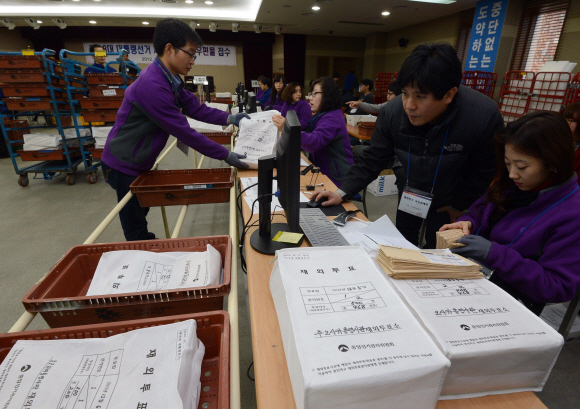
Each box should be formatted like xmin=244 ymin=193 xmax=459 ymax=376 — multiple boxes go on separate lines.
xmin=154 ymin=58 xmax=179 ymax=107
xmin=406 ymin=126 xmax=450 ymax=194
xmin=476 ymin=184 xmax=578 ymax=247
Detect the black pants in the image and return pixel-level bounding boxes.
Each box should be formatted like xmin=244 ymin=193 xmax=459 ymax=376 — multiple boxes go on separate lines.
xmin=102 ymin=162 xmax=156 ymax=241
xmin=395 ymin=192 xmax=451 ymax=249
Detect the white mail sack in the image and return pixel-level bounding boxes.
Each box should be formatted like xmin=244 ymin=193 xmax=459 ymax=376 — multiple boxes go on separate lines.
xmin=64 ymin=128 xmax=91 ymax=138
xmin=23 ymin=133 xmax=61 ymax=147
xmin=86 ymin=245 xmax=222 ymax=296
xmin=234 ymin=110 xmax=280 ymax=169
xmin=91 ymin=126 xmax=113 ymax=139
xmin=270 ymin=246 xmax=450 ymax=409
xmin=388 ymin=277 xmax=564 ymax=399
xmin=0 ymin=320 xmax=205 ymax=409
xmin=186 ymin=117 xmax=233 ymax=135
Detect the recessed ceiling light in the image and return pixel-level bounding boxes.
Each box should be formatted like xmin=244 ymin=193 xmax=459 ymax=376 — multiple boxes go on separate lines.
xmin=185 ymin=0 xmax=194 ymax=3
xmin=205 ymin=1 xmax=213 ymax=4
xmin=93 ymin=0 xmax=101 ymax=2
xmin=37 ymin=20 xmax=43 ymax=23
xmin=381 ymin=11 xmax=390 ymax=16
xmin=89 ymin=20 xmax=97 ymax=24
xmin=142 ymin=21 xmax=149 ymax=25
xmin=312 ymin=6 xmax=320 ymax=11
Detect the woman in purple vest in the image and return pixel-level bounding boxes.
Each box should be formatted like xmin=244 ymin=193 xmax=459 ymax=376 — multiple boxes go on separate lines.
xmin=441 ymin=111 xmax=580 ymax=315
xmin=265 ymin=74 xmax=286 ymax=111
xmin=279 ymin=82 xmax=311 ymax=129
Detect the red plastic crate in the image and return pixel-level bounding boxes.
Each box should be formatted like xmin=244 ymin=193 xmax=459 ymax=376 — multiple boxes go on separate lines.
xmin=2 ymin=119 xmax=30 ymax=141
xmin=1 ymin=83 xmax=62 ymax=98
xmin=0 ymin=311 xmax=230 ymax=409
xmin=0 ymin=55 xmax=43 ymax=69
xmin=88 ymin=86 xmax=126 ymax=97
xmin=5 ymin=98 xmax=66 ymax=111
xmin=0 ymin=69 xmax=46 ymax=83
xmin=130 ymin=168 xmax=234 ymax=207
xmin=85 ymin=73 xmax=134 ymax=85
xmin=22 ymin=236 xmax=232 ymax=327
xmin=79 ymin=96 xmax=124 ymax=110
xmin=82 ymin=110 xmax=118 ymax=122
xmin=564 ymin=72 xmax=580 ymax=106
xmin=201 ymin=132 xmax=234 ymax=145
xmin=356 ymin=121 xmax=376 ymax=137
xmin=88 ymin=147 xmax=103 ymax=159
xmin=17 ymin=148 xmax=81 ymax=161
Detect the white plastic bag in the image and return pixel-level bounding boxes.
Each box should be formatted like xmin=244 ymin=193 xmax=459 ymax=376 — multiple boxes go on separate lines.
xmin=233 ymin=110 xmax=280 ymax=169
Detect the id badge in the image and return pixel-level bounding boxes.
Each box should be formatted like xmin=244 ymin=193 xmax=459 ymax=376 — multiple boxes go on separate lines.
xmin=398 ymin=186 xmax=433 ymax=219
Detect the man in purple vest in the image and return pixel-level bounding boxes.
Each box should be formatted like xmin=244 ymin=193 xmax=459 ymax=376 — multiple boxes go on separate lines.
xmin=101 ymin=18 xmax=249 ymax=241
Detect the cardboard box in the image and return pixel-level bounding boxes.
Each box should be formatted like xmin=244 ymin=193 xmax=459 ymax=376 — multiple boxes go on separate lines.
xmin=366 ymin=169 xmax=398 ymax=196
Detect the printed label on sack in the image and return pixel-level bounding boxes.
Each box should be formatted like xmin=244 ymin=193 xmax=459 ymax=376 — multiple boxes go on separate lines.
xmin=102 ymin=89 xmax=117 ymax=96
xmin=183 ymin=184 xmax=212 ymax=190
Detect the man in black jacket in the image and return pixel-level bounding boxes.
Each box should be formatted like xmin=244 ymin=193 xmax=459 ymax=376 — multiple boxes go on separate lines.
xmin=312 ymin=43 xmax=504 ymax=248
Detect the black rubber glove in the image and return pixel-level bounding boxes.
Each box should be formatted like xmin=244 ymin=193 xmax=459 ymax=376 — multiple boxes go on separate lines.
xmin=451 ymin=235 xmax=492 ymax=261
xmin=228 ymin=113 xmax=251 ymax=127
xmin=225 ymin=152 xmax=249 ymax=169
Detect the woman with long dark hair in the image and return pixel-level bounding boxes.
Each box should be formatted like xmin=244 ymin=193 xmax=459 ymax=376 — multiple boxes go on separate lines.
xmin=562 ymin=102 xmax=580 ymax=185
xmin=273 ymin=77 xmax=354 ymax=187
xmin=265 ymin=74 xmax=286 ymax=111
xmin=279 ymin=82 xmax=311 ymax=129
xmin=440 ymin=111 xmax=580 ymax=314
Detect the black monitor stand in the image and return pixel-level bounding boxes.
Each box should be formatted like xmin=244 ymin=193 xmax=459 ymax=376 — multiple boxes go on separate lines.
xmin=250 ymin=155 xmax=304 ymax=255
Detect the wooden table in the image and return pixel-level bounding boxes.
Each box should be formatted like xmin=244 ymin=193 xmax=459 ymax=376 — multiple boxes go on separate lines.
xmin=238 ymin=168 xmax=547 ymax=409
xmin=347 ymin=124 xmax=371 ymax=141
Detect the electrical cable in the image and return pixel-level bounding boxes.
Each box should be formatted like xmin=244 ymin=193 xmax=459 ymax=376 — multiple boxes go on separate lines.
xmin=247 ymin=361 xmax=255 ymax=381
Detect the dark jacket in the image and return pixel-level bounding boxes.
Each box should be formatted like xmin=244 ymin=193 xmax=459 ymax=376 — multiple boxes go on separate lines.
xmin=84 ymin=63 xmax=117 ymax=74
xmin=339 ymin=85 xmax=504 ymax=211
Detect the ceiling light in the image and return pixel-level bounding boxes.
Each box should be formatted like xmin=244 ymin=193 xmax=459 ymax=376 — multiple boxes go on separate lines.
xmin=275 ymin=25 xmax=281 ymax=35
xmin=254 ymin=24 xmax=261 ymax=33
xmin=232 ymin=23 xmax=239 ymax=33
xmin=381 ymin=11 xmax=390 ymax=16
xmin=209 ymin=21 xmax=217 ymax=32
xmin=142 ymin=21 xmax=149 ymax=25
xmin=312 ymin=6 xmax=320 ymax=10
xmin=205 ymin=1 xmax=213 ymax=4
xmin=185 ymin=0 xmax=194 ymax=2
xmin=189 ymin=20 xmax=199 ymax=28
xmin=0 ymin=18 xmax=16 ymax=30
xmin=89 ymin=20 xmax=97 ymax=24
xmin=37 ymin=20 xmax=43 ymax=24
xmin=72 ymin=0 xmax=80 ymax=2
xmin=24 ymin=18 xmax=40 ymax=30
xmin=93 ymin=0 xmax=101 ymax=2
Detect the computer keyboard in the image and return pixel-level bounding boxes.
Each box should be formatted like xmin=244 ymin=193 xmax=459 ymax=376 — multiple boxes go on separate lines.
xmin=299 ymin=208 xmax=350 ymax=247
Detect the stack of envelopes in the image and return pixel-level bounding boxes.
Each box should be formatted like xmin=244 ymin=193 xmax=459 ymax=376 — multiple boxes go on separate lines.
xmin=436 ymin=229 xmax=466 ymax=249
xmin=377 ymin=245 xmax=483 ymax=279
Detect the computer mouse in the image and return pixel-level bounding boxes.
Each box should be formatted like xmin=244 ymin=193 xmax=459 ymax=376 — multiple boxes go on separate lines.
xmin=307 ymin=197 xmax=328 ymax=208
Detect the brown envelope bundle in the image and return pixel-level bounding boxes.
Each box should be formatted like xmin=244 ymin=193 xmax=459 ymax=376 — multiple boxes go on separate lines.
xmin=376 ymin=245 xmax=483 ymax=279
xmin=436 ymin=229 xmax=466 ymax=249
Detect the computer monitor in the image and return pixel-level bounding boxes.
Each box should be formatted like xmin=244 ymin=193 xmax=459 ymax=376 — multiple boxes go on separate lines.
xmin=246 ymin=92 xmax=257 ymax=114
xmin=203 ymin=82 xmax=211 ymax=103
xmin=250 ymin=110 xmax=303 ymax=254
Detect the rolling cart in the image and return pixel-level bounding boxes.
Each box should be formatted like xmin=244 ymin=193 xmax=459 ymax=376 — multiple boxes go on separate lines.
xmin=0 ymin=49 xmax=84 ymax=186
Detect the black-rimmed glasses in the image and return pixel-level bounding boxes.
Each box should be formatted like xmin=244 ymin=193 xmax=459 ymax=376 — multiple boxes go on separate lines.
xmin=178 ymin=47 xmax=197 ymax=61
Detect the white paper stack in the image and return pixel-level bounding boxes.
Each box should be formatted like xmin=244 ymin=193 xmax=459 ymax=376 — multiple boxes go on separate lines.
xmin=270 ymin=246 xmax=451 ymax=409
xmin=0 ymin=320 xmax=205 ymax=409
xmin=85 ymin=245 xmax=222 ymax=296
xmin=215 ymin=92 xmax=232 ymax=98
xmin=92 ymin=126 xmax=113 ymax=149
xmin=388 ymin=277 xmax=564 ymax=398
xmin=22 ymin=133 xmax=79 ymax=151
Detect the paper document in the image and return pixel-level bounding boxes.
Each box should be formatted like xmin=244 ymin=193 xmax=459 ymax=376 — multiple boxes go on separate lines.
xmin=233 ymin=111 xmax=280 ymax=168
xmin=339 ymin=215 xmax=418 ymax=257
xmin=0 ymin=320 xmax=205 ymax=409
xmin=86 ymin=245 xmax=222 ymax=296
xmin=240 ymin=176 xmax=308 ymax=214
xmin=270 ymin=246 xmax=450 ymax=409
xmin=389 ymin=277 xmax=564 ymax=398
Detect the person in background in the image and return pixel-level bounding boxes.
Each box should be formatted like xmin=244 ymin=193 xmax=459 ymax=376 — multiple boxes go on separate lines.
xmin=257 ymin=76 xmax=272 ymax=106
xmin=562 ymin=102 xmax=580 ymax=184
xmin=123 ymin=54 xmax=139 ymax=76
xmin=279 ymin=82 xmax=311 ymax=129
xmin=347 ymin=78 xmax=375 ymax=115
xmin=332 ymin=72 xmax=340 ymax=83
xmin=310 ymin=43 xmax=503 ymax=248
xmin=255 ymin=75 xmax=265 ymax=101
xmin=265 ymin=74 xmax=286 ymax=111
xmin=441 ymin=111 xmax=580 ymax=314
xmin=342 ymin=70 xmax=358 ymax=104
xmin=273 ymin=77 xmax=354 ymax=187
xmin=84 ymin=44 xmax=118 ymax=74
xmin=347 ymin=81 xmax=402 ymax=114
xmin=100 ymin=18 xmax=249 ymax=242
